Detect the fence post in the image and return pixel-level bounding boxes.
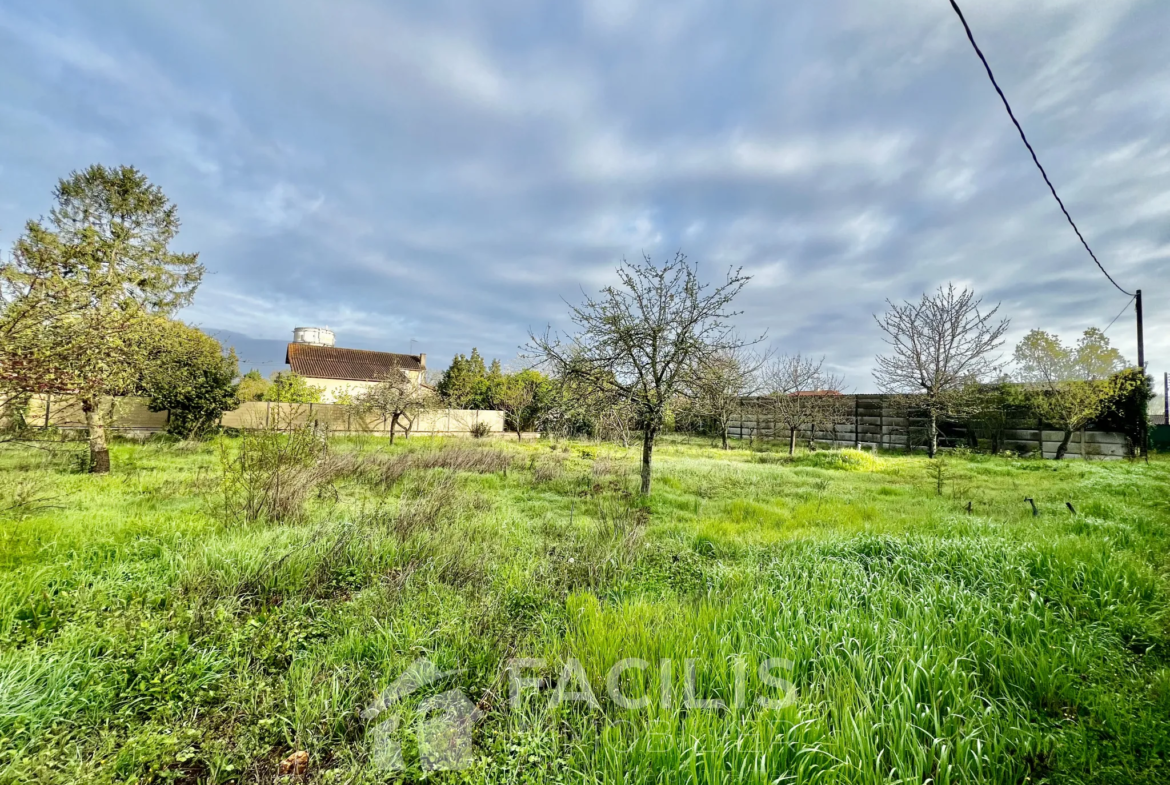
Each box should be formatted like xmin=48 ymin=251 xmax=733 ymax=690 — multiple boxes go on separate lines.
xmin=44 ymin=394 xmax=51 ymax=429
xmin=853 ymin=396 xmax=860 ymax=448
xmin=265 ymin=402 xmax=271 ymax=429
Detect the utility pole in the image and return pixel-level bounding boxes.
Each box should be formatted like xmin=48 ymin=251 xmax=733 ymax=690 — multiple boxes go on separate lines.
xmin=1164 ymin=372 xmax=1168 ymax=426
xmin=1136 ymin=290 xmax=1145 ymax=369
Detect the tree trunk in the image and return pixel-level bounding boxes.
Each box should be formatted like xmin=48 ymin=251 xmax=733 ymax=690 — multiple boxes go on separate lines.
xmin=1054 ymin=428 xmax=1073 ymax=460
xmin=721 ymin=424 xmax=729 ymax=450
xmin=788 ymin=427 xmax=796 ymax=455
xmin=927 ymin=411 xmax=938 ymax=458
xmin=82 ymin=399 xmax=111 ymax=474
xmin=640 ymin=425 xmax=657 ymax=495
xmin=389 ymin=413 xmax=398 ymax=445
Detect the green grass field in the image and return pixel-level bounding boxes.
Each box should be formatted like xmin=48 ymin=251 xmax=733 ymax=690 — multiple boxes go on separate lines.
xmin=1 ymin=435 xmax=1169 ymax=784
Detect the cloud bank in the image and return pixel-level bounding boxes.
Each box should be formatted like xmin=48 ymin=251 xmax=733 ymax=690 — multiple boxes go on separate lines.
xmin=2 ymin=0 xmax=1168 ymax=385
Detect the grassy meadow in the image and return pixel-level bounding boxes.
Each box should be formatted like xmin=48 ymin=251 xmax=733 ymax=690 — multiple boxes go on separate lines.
xmin=1 ymin=433 xmax=1169 ymax=784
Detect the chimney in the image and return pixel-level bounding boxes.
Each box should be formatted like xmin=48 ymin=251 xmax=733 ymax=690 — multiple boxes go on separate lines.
xmin=418 ymin=352 xmax=426 ymax=370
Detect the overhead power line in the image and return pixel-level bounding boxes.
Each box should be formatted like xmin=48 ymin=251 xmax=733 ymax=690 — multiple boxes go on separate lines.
xmin=1102 ymin=295 xmax=1136 ymax=335
xmin=946 ymin=0 xmax=1134 ymax=297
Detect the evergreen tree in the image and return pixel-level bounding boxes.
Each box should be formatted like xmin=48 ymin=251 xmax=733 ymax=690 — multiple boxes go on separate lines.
xmin=437 ymin=348 xmax=490 ymax=407
xmin=0 ymin=164 xmax=204 ymax=472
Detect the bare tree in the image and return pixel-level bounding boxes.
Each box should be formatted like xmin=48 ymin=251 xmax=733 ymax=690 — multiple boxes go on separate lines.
xmin=535 ymin=372 xmax=640 ymax=447
xmin=355 ymin=370 xmax=436 ymax=444
xmin=810 ymin=389 xmax=855 ymax=447
xmin=594 ymin=391 xmax=639 ymax=448
xmin=765 ymin=354 xmax=845 ymax=454
xmin=689 ymin=344 xmax=768 ymax=449
xmin=529 ymin=252 xmax=752 ymax=495
xmin=873 ymin=285 xmax=1009 ymax=457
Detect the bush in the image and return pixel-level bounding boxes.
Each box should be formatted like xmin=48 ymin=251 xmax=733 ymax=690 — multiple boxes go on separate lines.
xmin=217 ymin=425 xmax=352 ymax=524
xmin=470 ymin=421 xmax=492 ymax=438
xmin=236 ymin=369 xmax=270 ymax=402
xmin=141 ymin=320 xmax=240 ymax=438
xmin=1094 ymin=368 xmax=1154 ymax=456
xmin=262 ymin=372 xmax=324 ymax=404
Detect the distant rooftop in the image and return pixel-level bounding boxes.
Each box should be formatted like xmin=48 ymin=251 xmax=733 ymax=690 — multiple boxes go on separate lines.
xmin=285 ymin=343 xmax=424 ymax=382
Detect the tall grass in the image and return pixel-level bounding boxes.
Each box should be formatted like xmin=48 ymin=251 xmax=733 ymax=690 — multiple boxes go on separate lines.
xmin=0 ymin=436 xmax=1168 ymax=783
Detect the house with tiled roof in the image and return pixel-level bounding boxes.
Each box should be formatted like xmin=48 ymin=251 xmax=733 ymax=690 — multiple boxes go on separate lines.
xmin=285 ymin=327 xmax=426 ymax=403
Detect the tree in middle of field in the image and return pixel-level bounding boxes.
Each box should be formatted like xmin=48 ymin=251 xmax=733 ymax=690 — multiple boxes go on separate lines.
xmin=529 ymin=252 xmax=753 ymax=495
xmin=141 ymin=319 xmax=240 ymax=438
xmin=764 ymin=353 xmax=846 ymax=455
xmin=1012 ymin=327 xmax=1127 ymax=460
xmin=355 ymin=370 xmax=437 ymax=443
xmin=0 ymin=164 xmax=204 ymax=472
xmin=688 ymin=344 xmax=768 ymax=450
xmin=872 ymin=284 xmax=1009 ymax=458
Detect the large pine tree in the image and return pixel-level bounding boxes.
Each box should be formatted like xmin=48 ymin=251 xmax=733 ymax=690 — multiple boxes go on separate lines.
xmin=0 ymin=165 xmax=204 ymax=472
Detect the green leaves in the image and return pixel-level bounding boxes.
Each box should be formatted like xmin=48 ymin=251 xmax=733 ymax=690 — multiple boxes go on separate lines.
xmin=140 ymin=319 xmax=239 ymax=438
xmin=48 ymin=164 xmax=203 ymax=315
xmin=1012 ymin=329 xmax=1135 ymax=452
xmin=436 ymin=351 xmax=555 ymax=435
xmin=262 ymin=373 xmax=324 ymax=404
xmin=1 ymin=164 xmax=206 ymax=469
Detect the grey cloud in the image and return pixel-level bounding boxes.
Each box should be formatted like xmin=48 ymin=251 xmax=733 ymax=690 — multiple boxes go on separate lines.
xmin=1 ymin=0 xmax=1168 ymax=386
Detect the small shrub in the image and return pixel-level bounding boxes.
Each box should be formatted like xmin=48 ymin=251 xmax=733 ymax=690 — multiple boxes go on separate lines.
xmin=470 ymin=421 xmax=492 ymax=439
xmin=217 ymin=425 xmax=351 ymax=525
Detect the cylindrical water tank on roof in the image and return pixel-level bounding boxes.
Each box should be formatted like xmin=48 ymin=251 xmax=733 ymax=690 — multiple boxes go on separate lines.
xmin=292 ymin=326 xmax=335 ymax=347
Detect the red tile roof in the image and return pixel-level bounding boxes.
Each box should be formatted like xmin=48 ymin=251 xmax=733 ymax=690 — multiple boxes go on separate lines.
xmin=285 ymin=343 xmax=423 ymax=382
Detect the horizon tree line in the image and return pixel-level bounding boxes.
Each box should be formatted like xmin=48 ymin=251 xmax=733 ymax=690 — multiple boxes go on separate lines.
xmin=1 ymin=164 xmax=1153 ymax=479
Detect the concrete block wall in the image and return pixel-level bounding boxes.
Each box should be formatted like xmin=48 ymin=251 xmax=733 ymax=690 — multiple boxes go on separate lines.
xmin=728 ymin=394 xmax=1131 ymax=459
xmin=25 ymin=395 xmax=506 ymax=437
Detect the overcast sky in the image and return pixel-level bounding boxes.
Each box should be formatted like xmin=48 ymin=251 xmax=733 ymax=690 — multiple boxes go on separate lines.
xmin=2 ymin=0 xmax=1168 ymax=387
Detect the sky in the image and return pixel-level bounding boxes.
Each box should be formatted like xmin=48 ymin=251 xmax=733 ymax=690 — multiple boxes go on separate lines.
xmin=2 ymin=0 xmax=1168 ymax=389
